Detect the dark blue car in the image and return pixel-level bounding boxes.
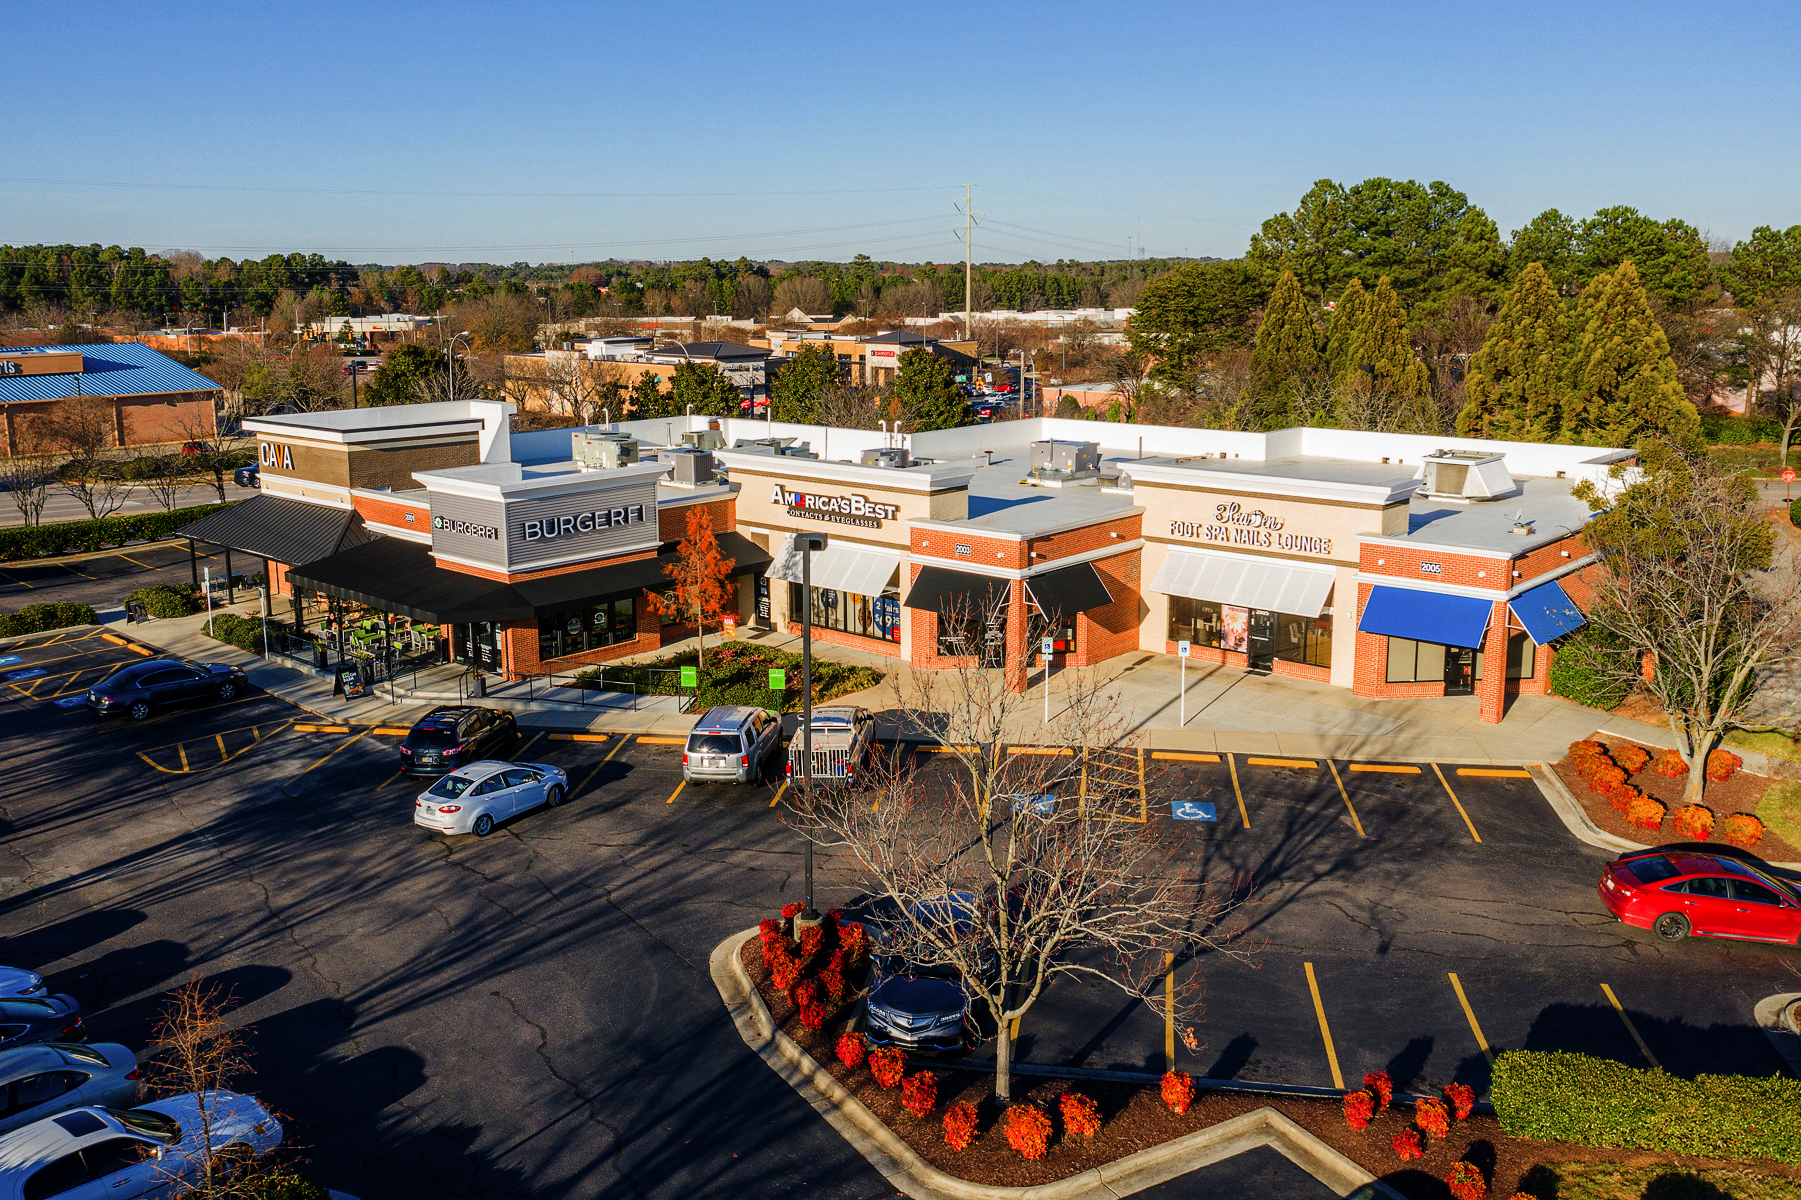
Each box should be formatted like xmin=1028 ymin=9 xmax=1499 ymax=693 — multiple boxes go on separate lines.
xmin=863 ymin=894 xmax=985 ymax=1053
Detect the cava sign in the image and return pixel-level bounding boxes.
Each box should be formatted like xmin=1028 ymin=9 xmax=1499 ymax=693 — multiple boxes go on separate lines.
xmin=771 ymin=484 xmax=899 ymax=530
xmin=1169 ymin=501 xmax=1332 ymax=556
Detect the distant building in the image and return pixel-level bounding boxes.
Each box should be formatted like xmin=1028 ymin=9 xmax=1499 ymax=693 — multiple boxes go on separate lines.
xmin=0 ymin=343 xmax=221 ymax=457
xmin=295 ymin=314 xmax=437 ymax=342
xmin=758 ymin=329 xmax=979 ymax=386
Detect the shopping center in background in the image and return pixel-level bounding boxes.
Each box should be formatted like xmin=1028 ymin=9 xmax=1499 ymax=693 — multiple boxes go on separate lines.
xmin=177 ymin=399 xmax=1619 ymax=724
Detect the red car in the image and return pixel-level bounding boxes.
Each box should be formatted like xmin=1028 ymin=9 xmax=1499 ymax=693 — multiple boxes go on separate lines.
xmin=1599 ymin=850 xmax=1801 ymax=944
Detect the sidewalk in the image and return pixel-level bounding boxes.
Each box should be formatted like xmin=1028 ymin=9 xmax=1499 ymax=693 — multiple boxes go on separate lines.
xmin=96 ymin=610 xmax=1735 ymax=767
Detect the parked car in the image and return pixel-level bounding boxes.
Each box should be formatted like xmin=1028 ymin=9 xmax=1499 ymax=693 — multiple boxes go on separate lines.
xmin=683 ymin=706 xmax=782 ymax=785
xmin=1599 ymin=850 xmax=1801 ymax=943
xmin=0 ymin=1044 xmax=140 ymax=1136
xmin=0 ymin=1092 xmax=281 ymax=1200
xmin=86 ymin=661 xmax=247 ymax=721
xmin=863 ymin=895 xmax=985 ymax=1053
xmin=414 ymin=759 xmax=569 ymax=837
xmin=232 ymin=465 xmax=260 ymax=488
xmin=0 ymin=996 xmax=82 ymax=1051
xmin=398 ymin=706 xmax=518 ymax=776
xmin=0 ymin=971 xmax=46 ymax=1001
xmin=785 ymin=706 xmax=876 ymax=784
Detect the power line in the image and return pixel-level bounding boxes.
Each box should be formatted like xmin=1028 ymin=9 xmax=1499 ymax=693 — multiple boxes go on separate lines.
xmin=0 ymin=175 xmax=960 ymax=201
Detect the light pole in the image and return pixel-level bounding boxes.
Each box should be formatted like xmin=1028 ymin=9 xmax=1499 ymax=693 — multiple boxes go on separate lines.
xmin=797 ymin=532 xmax=828 ymax=921
xmin=448 ymin=331 xmax=472 ymax=402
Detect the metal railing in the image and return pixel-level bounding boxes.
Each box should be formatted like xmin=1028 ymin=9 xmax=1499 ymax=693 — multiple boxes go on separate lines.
xmin=496 ymin=666 xmax=692 ymax=712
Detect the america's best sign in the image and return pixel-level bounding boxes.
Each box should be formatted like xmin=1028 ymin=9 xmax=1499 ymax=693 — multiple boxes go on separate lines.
xmin=771 ymin=484 xmax=899 ymax=530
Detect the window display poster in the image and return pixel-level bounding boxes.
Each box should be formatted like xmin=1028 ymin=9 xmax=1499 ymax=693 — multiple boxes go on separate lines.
xmin=1220 ymin=605 xmax=1249 ymax=652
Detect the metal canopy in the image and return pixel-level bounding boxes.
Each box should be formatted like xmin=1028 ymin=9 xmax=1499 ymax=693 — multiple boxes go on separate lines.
xmin=1149 ymin=546 xmax=1336 ymax=618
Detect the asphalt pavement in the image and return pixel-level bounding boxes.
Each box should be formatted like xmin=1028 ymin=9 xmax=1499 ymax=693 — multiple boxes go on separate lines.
xmin=0 ymin=629 xmax=1791 ymax=1198
xmin=0 ymin=483 xmax=260 ymax=528
xmin=0 ymin=540 xmax=229 ymax=616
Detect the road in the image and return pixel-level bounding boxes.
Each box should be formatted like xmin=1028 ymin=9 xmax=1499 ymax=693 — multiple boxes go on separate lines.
xmin=0 ymin=541 xmax=232 ymax=617
xmin=0 ymin=630 xmax=1788 ymax=1197
xmin=0 ymin=483 xmax=261 ymax=528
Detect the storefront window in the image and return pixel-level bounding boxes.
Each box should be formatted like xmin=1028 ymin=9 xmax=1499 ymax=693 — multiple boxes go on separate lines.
xmin=1468 ymin=631 xmax=1536 ymax=682
xmin=932 ymin=594 xmax=1008 ymax=666
xmin=786 ymin=571 xmax=901 ymax=644
xmin=1027 ymin=610 xmax=1076 ymax=655
xmin=1274 ymin=610 xmax=1332 ymax=669
xmin=538 ymin=596 xmax=636 ymax=661
xmin=1171 ymin=596 xmax=1329 ymax=666
xmin=1168 ymin=596 xmax=1224 ymax=647
xmin=1385 ymin=637 xmax=1446 ymax=683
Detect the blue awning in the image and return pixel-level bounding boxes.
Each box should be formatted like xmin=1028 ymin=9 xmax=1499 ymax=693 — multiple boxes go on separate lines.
xmin=1357 ymin=586 xmax=1493 ymax=649
xmin=1509 ymin=580 xmax=1586 ymax=645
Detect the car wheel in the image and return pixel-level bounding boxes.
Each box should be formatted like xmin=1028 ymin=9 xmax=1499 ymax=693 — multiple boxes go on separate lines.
xmin=217 ymin=681 xmax=237 ymax=700
xmin=1654 ymin=912 xmax=1691 ymax=941
xmin=473 ymin=814 xmax=494 ymax=837
xmin=128 ymin=700 xmax=151 ymax=720
xmin=545 ymin=785 xmax=564 ymax=808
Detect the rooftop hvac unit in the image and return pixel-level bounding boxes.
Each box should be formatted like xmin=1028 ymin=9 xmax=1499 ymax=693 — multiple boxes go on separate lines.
xmin=571 ymin=432 xmax=639 ymax=470
xmin=1417 ymin=449 xmax=1515 ymax=502
xmin=859 ymin=447 xmax=911 ymax=469
xmin=665 ymin=448 xmax=715 ymax=486
xmin=1029 ymin=440 xmax=1100 ymax=475
xmin=681 ymin=429 xmax=727 ymax=452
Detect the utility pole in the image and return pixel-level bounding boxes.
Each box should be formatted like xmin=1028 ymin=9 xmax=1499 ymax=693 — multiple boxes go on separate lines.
xmin=956 ymin=184 xmax=982 ymax=343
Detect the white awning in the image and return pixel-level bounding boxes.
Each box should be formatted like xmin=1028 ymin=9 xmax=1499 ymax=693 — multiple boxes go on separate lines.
xmin=768 ymin=536 xmax=902 ymax=597
xmin=1149 ymin=546 xmax=1336 ymax=618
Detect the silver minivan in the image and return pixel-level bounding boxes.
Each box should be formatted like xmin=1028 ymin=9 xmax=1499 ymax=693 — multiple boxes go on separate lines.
xmin=683 ymin=706 xmax=782 ymax=784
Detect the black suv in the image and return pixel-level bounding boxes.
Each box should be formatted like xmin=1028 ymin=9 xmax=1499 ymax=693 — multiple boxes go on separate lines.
xmin=399 ymin=705 xmax=518 ymax=776
xmin=87 ymin=658 xmax=247 ymax=720
xmin=234 ymin=464 xmax=260 ymax=488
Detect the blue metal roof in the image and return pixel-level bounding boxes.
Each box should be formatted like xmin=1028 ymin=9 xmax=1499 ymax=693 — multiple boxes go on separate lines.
xmin=0 ymin=342 xmax=222 ymax=404
xmin=1510 ymin=580 xmax=1586 ymax=645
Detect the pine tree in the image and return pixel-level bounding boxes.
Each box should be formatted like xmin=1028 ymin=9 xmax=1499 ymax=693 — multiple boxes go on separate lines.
xmin=1456 ymin=262 xmax=1567 ymax=440
xmin=669 ymin=360 xmax=741 ymax=417
xmin=894 ymin=348 xmax=970 ymax=431
xmin=1342 ymin=276 xmax=1428 ymax=399
xmin=1322 ymin=278 xmax=1368 ymax=382
xmin=768 ymin=343 xmax=837 ymax=423
xmin=1250 ymin=270 xmax=1322 ymax=396
xmin=1563 ymin=261 xmax=1701 ymax=449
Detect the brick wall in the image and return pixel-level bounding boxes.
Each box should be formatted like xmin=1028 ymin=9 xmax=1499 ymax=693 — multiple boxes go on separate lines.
xmin=659 ymin=496 xmax=736 ymax=542
xmin=1071 ymin=549 xmax=1141 ymax=668
xmin=1360 ymin=541 xmax=1507 ymax=590
xmin=352 ymin=493 xmax=432 ymax=533
xmin=347 ymin=441 xmax=480 ymax=491
xmin=1024 ymin=513 xmax=1142 ymax=565
xmin=786 ymin=622 xmax=905 ymax=660
xmin=1 ymin=391 xmax=218 ymax=456
xmin=506 ymin=595 xmax=666 ymax=676
xmin=912 ymin=528 xmax=1027 ymax=571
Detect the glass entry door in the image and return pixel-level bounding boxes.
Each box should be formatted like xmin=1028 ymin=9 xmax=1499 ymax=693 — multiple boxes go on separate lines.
xmin=457 ymin=621 xmax=504 ymax=670
xmin=1444 ymin=647 xmax=1476 ymax=695
xmin=1247 ymin=609 xmax=1276 ymax=672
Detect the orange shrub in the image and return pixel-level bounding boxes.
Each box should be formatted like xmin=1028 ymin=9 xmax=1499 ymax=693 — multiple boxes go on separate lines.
xmin=1654 ymin=750 xmax=1689 ymax=777
xmin=1392 ymin=1127 xmax=1424 ymax=1161
xmin=1613 ymin=744 xmax=1652 ymax=773
xmin=943 ymin=1101 xmax=979 ymax=1151
xmin=1004 ymin=1103 xmax=1053 ymax=1160
xmin=1416 ymin=1096 xmax=1450 ymax=1139
xmin=869 ymin=1047 xmax=905 ymax=1089
xmin=1721 ymin=813 xmax=1764 ymax=849
xmin=1161 ymin=1069 xmax=1195 ymax=1115
xmin=1607 ymin=783 xmax=1641 ymax=814
xmin=1059 ymin=1090 xmax=1101 ymax=1138
xmin=835 ymin=1031 xmax=866 ymax=1069
xmin=1671 ymin=804 xmax=1715 ymax=840
xmin=1707 ymin=748 xmax=1743 ymax=782
xmin=901 ymin=1070 xmax=938 ymax=1118
xmin=1444 ymin=1082 xmax=1475 ymax=1121
xmin=1587 ymin=763 xmax=1628 ymax=796
xmin=1363 ymin=1070 xmax=1393 ymax=1112
xmin=1446 ymin=1160 xmax=1488 ymax=1200
xmin=1626 ymin=795 xmax=1667 ymax=831
xmin=1569 ymin=739 xmax=1609 ymax=763
xmin=1343 ymin=1089 xmax=1375 ymax=1130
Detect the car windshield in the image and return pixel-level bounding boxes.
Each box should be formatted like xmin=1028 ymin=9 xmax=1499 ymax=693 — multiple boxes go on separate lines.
xmin=1625 ymin=856 xmax=1682 ymax=885
xmin=428 ymin=776 xmax=476 ymax=799
xmin=688 ymin=735 xmax=742 ymax=754
xmin=406 ymin=727 xmax=459 ymax=748
xmin=104 ymin=1108 xmax=180 ymax=1144
xmin=877 ymin=954 xmax=961 ymax=981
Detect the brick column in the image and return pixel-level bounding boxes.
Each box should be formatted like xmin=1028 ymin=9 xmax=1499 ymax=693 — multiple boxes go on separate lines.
xmin=1007 ymin=579 xmax=1029 ymax=694
xmin=1477 ymin=601 xmax=1509 ymax=724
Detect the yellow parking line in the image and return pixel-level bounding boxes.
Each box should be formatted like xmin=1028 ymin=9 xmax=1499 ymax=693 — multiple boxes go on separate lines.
xmin=1431 ymin=763 xmax=1483 ymax=843
xmin=293 ymin=723 xmax=351 ymax=734
xmin=1226 ymin=753 xmax=1249 ymax=829
xmin=214 ymin=733 xmax=227 ymax=761
xmin=914 ymin=744 xmax=979 ymax=754
xmin=1150 ymin=751 xmax=1221 ymax=762
xmin=378 ymin=770 xmax=406 ymax=790
xmin=1326 ymin=761 xmax=1365 ymax=837
xmin=571 ymin=734 xmax=629 ymax=799
xmin=1349 ymin=763 xmax=1419 ymax=774
xmin=177 ymin=743 xmax=189 ymax=772
xmin=1246 ymin=756 xmax=1317 ymax=769
xmin=1164 ymin=952 xmax=1176 ymax=1068
xmin=769 ymin=780 xmax=789 ymax=809
xmin=288 ymin=729 xmax=371 ymax=783
xmin=1304 ymin=962 xmax=1344 ymax=1090
xmin=549 ymin=732 xmax=611 ymax=742
xmin=115 ymin=553 xmax=157 ymax=570
xmin=665 ymin=780 xmax=685 ymax=805
xmin=1457 ymin=767 xmax=1532 ymax=778
xmin=513 ymin=732 xmax=544 ymax=761
xmin=1447 ymin=972 xmax=1493 ymax=1064
xmin=1601 ymin=983 xmax=1661 ymax=1069
xmin=1008 ymin=745 xmax=1075 ymax=756
xmin=638 ymin=735 xmax=685 ymax=746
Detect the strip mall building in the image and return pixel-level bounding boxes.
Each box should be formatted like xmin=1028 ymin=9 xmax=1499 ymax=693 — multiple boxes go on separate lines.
xmin=180 ymin=400 xmax=1622 ymax=724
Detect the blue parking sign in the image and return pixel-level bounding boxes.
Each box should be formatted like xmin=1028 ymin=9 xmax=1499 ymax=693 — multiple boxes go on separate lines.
xmin=1171 ymin=800 xmax=1217 ymax=822
xmin=1009 ymin=794 xmax=1057 ymax=816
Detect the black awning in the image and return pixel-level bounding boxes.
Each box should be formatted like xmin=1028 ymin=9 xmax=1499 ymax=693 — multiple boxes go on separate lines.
xmin=902 ymin=565 xmax=1010 ymax=614
xmin=175 ymin=494 xmax=375 ymax=566
xmin=286 ymin=531 xmax=772 ymax=625
xmin=1025 ymin=562 xmax=1112 ymax=617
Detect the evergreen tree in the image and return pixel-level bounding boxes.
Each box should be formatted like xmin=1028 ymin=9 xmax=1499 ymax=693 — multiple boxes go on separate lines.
xmin=768 ymin=343 xmax=837 ymax=423
xmin=893 ymin=348 xmax=970 ymax=431
xmin=1563 ymin=261 xmax=1702 ymax=449
xmin=1250 ymin=270 xmax=1321 ymax=396
xmin=626 ymin=373 xmax=673 ymax=419
xmin=1342 ymin=277 xmax=1428 ymax=399
xmin=1455 ymin=262 xmax=1567 ymax=441
xmin=1322 ymin=279 xmax=1368 ymax=382
xmin=668 ymin=360 xmax=740 ymax=417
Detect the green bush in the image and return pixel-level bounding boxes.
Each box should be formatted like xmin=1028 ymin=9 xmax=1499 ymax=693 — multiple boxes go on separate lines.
xmin=1757 ymin=781 xmax=1801 ymax=849
xmin=1791 ymin=497 xmax=1801 ymax=528
xmin=574 ymin=641 xmax=882 ymax=712
xmin=1491 ymin=1050 xmax=1801 ymax=1163
xmin=201 ymin=612 xmax=268 ymax=655
xmin=1549 ymin=626 xmax=1633 ymax=711
xmin=1702 ymin=413 xmax=1784 ymax=446
xmin=0 ymin=602 xmax=98 ymax=638
xmin=249 ymin=1171 xmax=329 ymax=1200
xmin=127 ymin=583 xmax=202 ymax=618
xmin=0 ymin=502 xmax=235 ymax=563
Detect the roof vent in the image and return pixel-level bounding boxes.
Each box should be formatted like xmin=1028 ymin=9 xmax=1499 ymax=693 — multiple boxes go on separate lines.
xmin=1418 ymin=449 xmax=1516 ymax=504
xmin=663 ymin=448 xmax=715 ymax=487
xmin=571 ymin=432 xmax=639 ymax=471
xmin=859 ymin=447 xmax=911 ymax=469
xmin=1508 ymin=510 xmax=1535 ymax=536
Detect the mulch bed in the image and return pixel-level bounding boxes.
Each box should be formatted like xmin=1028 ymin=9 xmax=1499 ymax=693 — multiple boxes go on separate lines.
xmin=739 ymin=939 xmax=1801 ymax=1199
xmin=1549 ymin=734 xmax=1800 ymax=863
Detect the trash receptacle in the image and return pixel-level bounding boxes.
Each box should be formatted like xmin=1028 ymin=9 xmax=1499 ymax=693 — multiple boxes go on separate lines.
xmin=472 ymin=673 xmax=487 ymax=698
xmin=315 ymin=645 xmax=329 ymax=670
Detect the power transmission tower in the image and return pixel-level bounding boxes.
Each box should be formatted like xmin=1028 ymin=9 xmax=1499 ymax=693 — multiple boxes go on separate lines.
xmin=954 ymin=184 xmax=983 ymax=343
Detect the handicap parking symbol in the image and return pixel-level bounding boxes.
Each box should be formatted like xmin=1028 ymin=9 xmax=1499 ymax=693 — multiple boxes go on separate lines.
xmin=54 ymin=696 xmax=85 ymax=708
xmin=1171 ymin=800 xmax=1217 ymax=822
xmin=4 ymin=667 xmax=46 ymax=681
xmin=0 ymin=655 xmax=21 ymax=666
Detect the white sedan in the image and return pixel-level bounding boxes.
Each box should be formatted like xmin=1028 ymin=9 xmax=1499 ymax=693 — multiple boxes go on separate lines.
xmin=0 ymin=1091 xmax=280 ymax=1199
xmin=413 ymin=760 xmax=570 ymax=837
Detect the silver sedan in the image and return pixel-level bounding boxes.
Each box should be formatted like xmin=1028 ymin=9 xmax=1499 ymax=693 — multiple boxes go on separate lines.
xmin=413 ymin=760 xmax=570 ymax=837
xmin=0 ymin=1044 xmax=140 ymax=1135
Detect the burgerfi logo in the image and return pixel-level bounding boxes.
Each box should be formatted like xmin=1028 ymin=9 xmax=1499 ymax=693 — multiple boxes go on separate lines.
xmin=771 ymin=484 xmax=899 ymax=522
xmin=432 ymin=514 xmax=499 ymax=540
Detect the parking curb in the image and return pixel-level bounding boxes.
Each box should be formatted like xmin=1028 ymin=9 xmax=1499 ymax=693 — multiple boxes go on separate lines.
xmin=1527 ymin=764 xmax=1801 ymax=871
xmin=710 ymin=928 xmax=1398 ymax=1200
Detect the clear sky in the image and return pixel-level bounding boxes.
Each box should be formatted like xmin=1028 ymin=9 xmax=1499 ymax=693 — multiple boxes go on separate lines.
xmin=5 ymin=0 xmax=1796 ymax=266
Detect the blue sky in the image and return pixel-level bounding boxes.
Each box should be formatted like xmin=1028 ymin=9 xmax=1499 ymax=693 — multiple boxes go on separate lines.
xmin=5 ymin=1 xmax=1796 ymax=265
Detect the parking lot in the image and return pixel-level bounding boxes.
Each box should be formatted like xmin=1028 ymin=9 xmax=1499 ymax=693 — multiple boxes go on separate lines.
xmin=0 ymin=626 xmax=1792 ymax=1197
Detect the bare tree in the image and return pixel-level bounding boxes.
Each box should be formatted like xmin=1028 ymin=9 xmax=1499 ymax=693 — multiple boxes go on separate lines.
xmin=773 ymin=276 xmax=832 ymax=316
xmin=44 ymin=394 xmax=131 ymax=519
xmin=171 ymin=408 xmax=234 ymax=502
xmin=791 ymin=596 xmax=1253 ymax=1102
xmin=1575 ymin=445 xmax=1801 ymax=804
xmin=732 ymin=275 xmax=773 ymax=320
xmin=135 ymin=450 xmax=192 ymax=512
xmin=0 ymin=422 xmax=58 ymax=525
xmin=1741 ymin=291 xmax=1801 ymax=467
